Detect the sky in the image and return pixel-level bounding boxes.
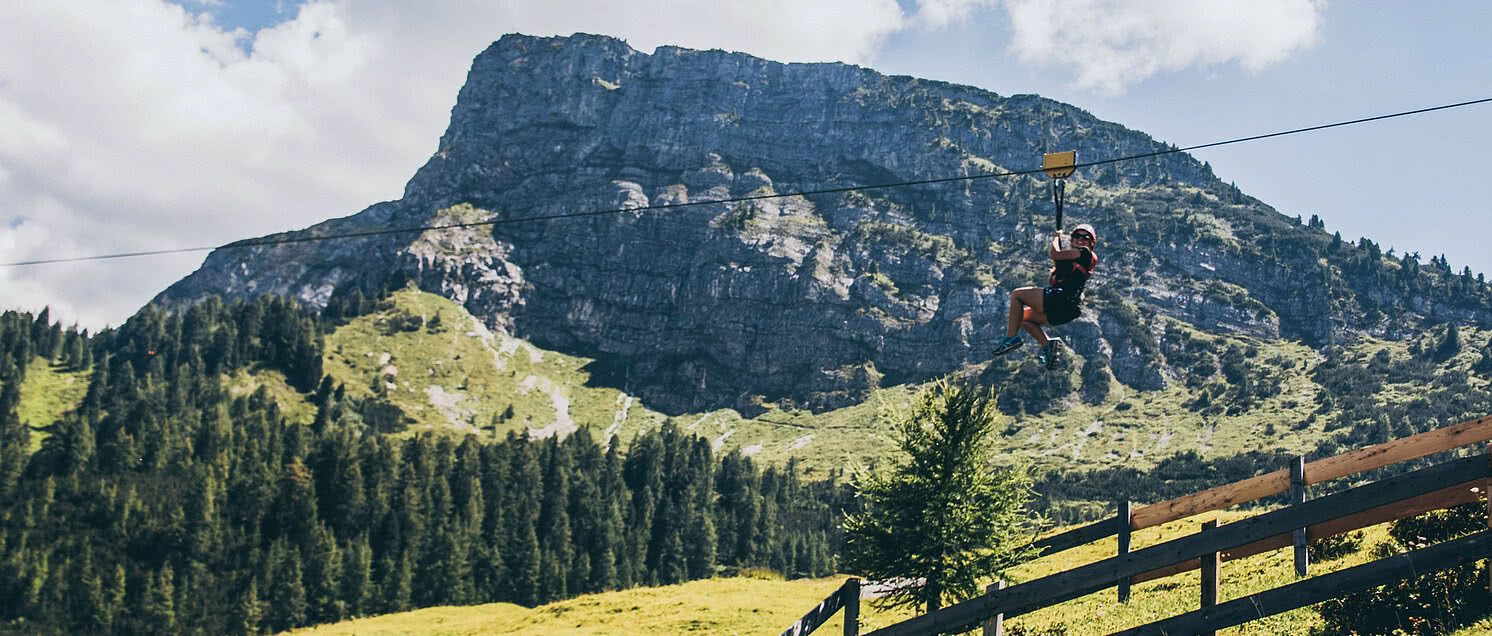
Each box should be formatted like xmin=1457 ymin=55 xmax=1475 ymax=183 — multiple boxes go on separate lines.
xmin=2 ymin=0 xmax=1489 ymax=330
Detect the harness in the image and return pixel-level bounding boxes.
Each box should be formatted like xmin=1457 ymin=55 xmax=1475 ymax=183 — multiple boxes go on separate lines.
xmin=1049 ymin=248 xmax=1098 ymax=294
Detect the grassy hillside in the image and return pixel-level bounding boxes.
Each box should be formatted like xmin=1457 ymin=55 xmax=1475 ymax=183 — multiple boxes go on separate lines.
xmin=280 ymin=573 xmax=867 ymax=636
xmin=321 ymin=287 xmax=670 ymax=447
xmin=278 ymin=509 xmax=1492 ymax=635
xmin=317 ymin=288 xmax=1492 ymax=485
xmin=14 ymin=356 xmax=90 ymax=453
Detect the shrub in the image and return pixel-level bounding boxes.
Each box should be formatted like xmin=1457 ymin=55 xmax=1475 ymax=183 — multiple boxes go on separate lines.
xmin=382 ymin=310 xmax=424 ymax=335
xmin=1307 ymin=530 xmax=1363 ymax=562
xmin=1315 ymin=501 xmax=1490 ymax=635
xmin=737 ymin=567 xmax=784 ymax=581
xmin=1007 ymin=622 xmax=1069 ymax=636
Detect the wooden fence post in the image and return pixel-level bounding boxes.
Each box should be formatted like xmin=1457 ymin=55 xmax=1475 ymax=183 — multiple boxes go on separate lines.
xmin=983 ymin=581 xmax=1006 ymax=636
xmin=1200 ymin=520 xmax=1220 ymax=636
xmin=1117 ymin=500 xmax=1132 ymax=602
xmin=1291 ymin=456 xmax=1309 ymax=578
xmin=844 ymin=578 xmax=860 ymax=636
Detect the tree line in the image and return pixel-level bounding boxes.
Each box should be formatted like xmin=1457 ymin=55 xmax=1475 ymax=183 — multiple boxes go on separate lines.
xmin=0 ymin=294 xmax=851 ymax=635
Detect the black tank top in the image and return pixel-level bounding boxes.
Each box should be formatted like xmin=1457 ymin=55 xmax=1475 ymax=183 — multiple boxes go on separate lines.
xmin=1048 ymin=247 xmax=1097 ymax=294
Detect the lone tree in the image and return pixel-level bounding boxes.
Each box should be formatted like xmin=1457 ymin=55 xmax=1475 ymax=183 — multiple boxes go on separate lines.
xmin=841 ymin=377 xmax=1039 ymax=613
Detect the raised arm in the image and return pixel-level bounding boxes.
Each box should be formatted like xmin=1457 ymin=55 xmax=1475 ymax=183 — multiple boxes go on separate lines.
xmin=1048 ymin=230 xmax=1084 ymax=261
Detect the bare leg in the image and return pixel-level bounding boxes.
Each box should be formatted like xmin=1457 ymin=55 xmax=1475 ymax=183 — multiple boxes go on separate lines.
xmin=1007 ymin=287 xmax=1047 ymax=337
xmin=1021 ymin=319 xmax=1049 ymax=347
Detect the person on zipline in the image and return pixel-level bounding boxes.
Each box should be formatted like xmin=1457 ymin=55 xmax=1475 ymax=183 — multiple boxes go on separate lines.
xmin=992 ymin=223 xmax=1098 ymax=367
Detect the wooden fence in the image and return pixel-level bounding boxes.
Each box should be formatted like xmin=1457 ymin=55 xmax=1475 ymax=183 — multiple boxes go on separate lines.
xmin=780 ymin=578 xmax=859 ymax=636
xmin=780 ymin=415 xmax=1492 ymax=636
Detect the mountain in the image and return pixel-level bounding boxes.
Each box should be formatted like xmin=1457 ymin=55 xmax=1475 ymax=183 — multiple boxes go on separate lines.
xmin=9 ymin=33 xmax=1492 ymax=635
xmin=156 ymin=31 xmax=1492 ymax=424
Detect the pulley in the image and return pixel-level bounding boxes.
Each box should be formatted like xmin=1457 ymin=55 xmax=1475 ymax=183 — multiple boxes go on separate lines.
xmin=1042 ymin=151 xmax=1076 ymax=229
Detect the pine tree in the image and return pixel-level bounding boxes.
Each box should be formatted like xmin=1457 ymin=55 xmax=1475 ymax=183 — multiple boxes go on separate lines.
xmin=328 ymin=451 xmax=367 ymax=539
xmin=83 ymin=563 xmax=126 ymax=634
xmin=683 ymin=506 xmax=718 ymax=580
xmin=275 ymin=456 xmax=319 ymax=548
xmin=537 ymin=439 xmax=573 ymax=602
xmin=379 ymin=552 xmax=413 ymax=614
xmin=79 ymin=334 xmax=94 ymax=371
xmin=841 ymin=377 xmax=1039 ymax=612
xmin=600 ymin=440 xmax=633 ymax=590
xmin=0 ymin=378 xmax=25 ymax=501
xmin=304 ymin=524 xmax=344 ymax=624
xmin=1434 ymin=323 xmax=1463 ymax=362
xmin=63 ymin=331 xmax=85 ymax=370
xmin=341 ymin=535 xmax=373 ymax=618
xmin=185 ymin=467 xmax=221 ymax=561
xmin=656 ymin=517 xmax=688 ymax=585
xmin=682 ymin=438 xmax=717 ymax=580
xmin=143 ymin=565 xmax=177 ymax=635
xmin=474 ymin=444 xmax=507 ymax=601
xmin=268 ymin=547 xmax=308 ymax=632
xmin=504 ymin=436 xmax=543 ymax=605
xmin=233 ymin=577 xmax=264 ymax=636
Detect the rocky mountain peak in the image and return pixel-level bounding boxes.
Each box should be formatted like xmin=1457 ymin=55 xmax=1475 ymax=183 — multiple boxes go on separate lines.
xmin=156 ymin=32 xmax=1492 ymax=415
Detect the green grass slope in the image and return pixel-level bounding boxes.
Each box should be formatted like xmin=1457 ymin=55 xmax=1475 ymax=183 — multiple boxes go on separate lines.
xmin=13 ymin=357 xmax=90 ymax=453
xmin=280 ymin=573 xmax=869 ymax=635
xmin=314 ymin=288 xmax=1492 ymax=484
xmin=322 ymin=287 xmax=669 ymax=446
xmin=277 ymin=509 xmax=1491 ymax=635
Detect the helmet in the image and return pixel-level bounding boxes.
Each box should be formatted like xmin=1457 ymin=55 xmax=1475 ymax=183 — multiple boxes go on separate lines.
xmin=1070 ymin=223 xmax=1097 ymax=244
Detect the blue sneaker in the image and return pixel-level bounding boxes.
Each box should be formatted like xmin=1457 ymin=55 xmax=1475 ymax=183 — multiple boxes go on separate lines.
xmin=992 ymin=335 xmax=1022 ymax=356
xmin=1039 ymin=339 xmax=1062 ymax=369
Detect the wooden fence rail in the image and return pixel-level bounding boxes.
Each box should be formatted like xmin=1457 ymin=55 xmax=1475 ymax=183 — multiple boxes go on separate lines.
xmin=1133 ymin=480 xmax=1487 ymax=584
xmin=862 ymin=448 xmax=1491 ymax=635
xmin=782 ymin=415 xmax=1492 ymax=636
xmin=1030 ymin=415 xmax=1492 ymax=563
xmin=1132 ymin=414 xmax=1492 ymax=530
xmin=780 ymin=577 xmax=859 ymax=636
xmin=1112 ymin=530 xmax=1492 ymax=636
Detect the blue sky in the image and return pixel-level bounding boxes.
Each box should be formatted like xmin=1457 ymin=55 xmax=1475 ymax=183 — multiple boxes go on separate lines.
xmin=3 ymin=1 xmax=1490 ymax=327
xmin=872 ymin=1 xmax=1492 ymax=269
xmin=178 ymin=0 xmax=297 ymax=33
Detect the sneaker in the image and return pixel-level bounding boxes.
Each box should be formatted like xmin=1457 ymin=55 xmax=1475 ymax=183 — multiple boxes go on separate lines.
xmin=1040 ymin=339 xmax=1062 ymax=370
xmin=992 ymin=335 xmax=1022 ymax=356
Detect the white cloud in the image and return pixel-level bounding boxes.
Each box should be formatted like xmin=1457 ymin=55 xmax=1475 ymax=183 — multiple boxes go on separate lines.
xmin=1003 ymin=0 xmax=1324 ymax=95
xmin=913 ymin=0 xmax=998 ymax=29
xmin=3 ymin=0 xmax=975 ymax=329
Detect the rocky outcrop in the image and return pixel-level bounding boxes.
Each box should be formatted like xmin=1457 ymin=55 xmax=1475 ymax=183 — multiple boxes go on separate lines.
xmin=156 ymin=33 xmax=1492 ymax=414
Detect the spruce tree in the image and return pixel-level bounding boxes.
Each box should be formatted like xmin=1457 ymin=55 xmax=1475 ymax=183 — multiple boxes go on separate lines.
xmin=268 ymin=548 xmax=308 ymax=632
xmin=143 ymin=565 xmax=177 ymax=635
xmin=504 ymin=436 xmax=543 ymax=605
xmin=305 ymin=524 xmax=344 ymax=624
xmin=683 ymin=438 xmax=717 ymax=579
xmin=841 ymin=377 xmax=1039 ymax=612
xmin=1434 ymin=323 xmax=1463 ymax=362
xmin=276 ymin=456 xmax=319 ymax=548
xmin=537 ymin=439 xmax=573 ymax=602
xmin=683 ymin=506 xmax=718 ymax=580
xmin=328 ymin=451 xmax=367 ymax=538
xmin=474 ymin=444 xmax=507 ymax=602
xmin=379 ymin=552 xmax=413 ymax=614
xmin=0 ymin=379 xmax=25 ymax=501
xmin=341 ymin=535 xmax=373 ymax=618
xmin=233 ymin=578 xmax=264 ymax=636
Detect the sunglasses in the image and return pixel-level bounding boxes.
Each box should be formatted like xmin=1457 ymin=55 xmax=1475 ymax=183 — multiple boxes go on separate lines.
xmin=1072 ymin=233 xmax=1093 ymax=241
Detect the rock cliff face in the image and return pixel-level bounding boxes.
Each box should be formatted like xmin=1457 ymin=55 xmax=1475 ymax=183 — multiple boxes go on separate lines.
xmin=156 ymin=33 xmax=1492 ymax=414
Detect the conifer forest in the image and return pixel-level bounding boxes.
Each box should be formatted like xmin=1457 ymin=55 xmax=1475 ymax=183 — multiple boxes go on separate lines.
xmin=0 ymin=294 xmax=850 ymax=635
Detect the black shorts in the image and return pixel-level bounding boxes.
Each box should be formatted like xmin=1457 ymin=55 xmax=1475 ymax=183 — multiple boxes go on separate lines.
xmin=1043 ymin=288 xmax=1081 ymax=326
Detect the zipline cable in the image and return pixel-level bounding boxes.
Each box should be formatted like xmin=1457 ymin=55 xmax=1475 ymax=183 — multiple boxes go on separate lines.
xmin=5 ymin=96 xmax=1491 ymax=268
